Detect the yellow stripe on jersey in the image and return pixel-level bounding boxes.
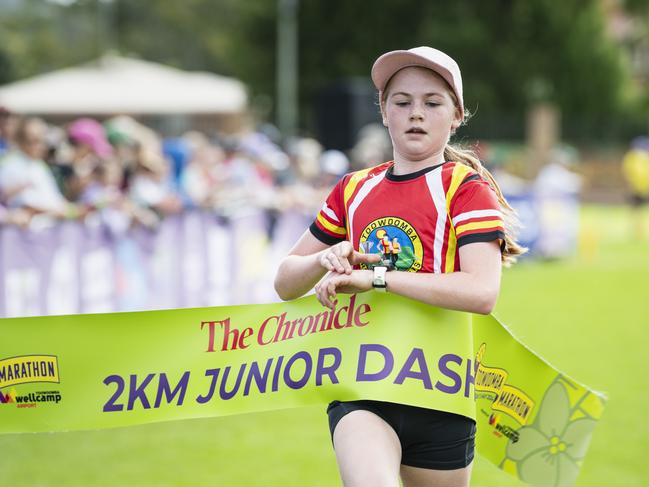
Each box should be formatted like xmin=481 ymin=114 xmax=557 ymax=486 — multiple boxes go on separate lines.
xmin=342 ymin=167 xmax=374 ymax=238
xmin=343 ymin=167 xmax=374 ymax=210
xmin=455 ymin=219 xmax=503 ymax=236
xmin=444 ymin=164 xmax=475 ymax=272
xmin=317 ymin=213 xmax=346 ymax=235
xmin=446 ymin=164 xmax=475 ymax=209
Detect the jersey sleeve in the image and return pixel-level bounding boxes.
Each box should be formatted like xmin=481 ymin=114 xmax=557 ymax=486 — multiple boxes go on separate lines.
xmin=449 ymin=174 xmax=505 ymax=250
xmin=309 ymin=176 xmax=348 ymax=245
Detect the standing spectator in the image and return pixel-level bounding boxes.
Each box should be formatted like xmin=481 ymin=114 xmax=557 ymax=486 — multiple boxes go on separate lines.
xmin=0 ymin=117 xmax=72 ymax=220
xmin=104 ymin=115 xmax=163 ymax=195
xmin=317 ymin=149 xmax=350 ymax=191
xmin=129 ymin=147 xmax=182 ymax=219
xmin=534 ymin=146 xmax=582 ymax=258
xmin=215 ymin=139 xmax=275 ymax=217
xmin=280 ymin=138 xmax=325 ymax=217
xmin=179 ymin=132 xmax=225 ymax=208
xmin=104 ymin=120 xmax=139 ymax=193
xmin=622 ymin=136 xmax=649 ymax=239
xmin=64 ymin=117 xmax=114 ymax=202
xmin=350 ymin=123 xmax=392 ymax=170
xmin=0 ymin=106 xmax=15 ymax=155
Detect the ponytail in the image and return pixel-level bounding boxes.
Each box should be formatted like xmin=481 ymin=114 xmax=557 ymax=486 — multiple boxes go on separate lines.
xmin=444 ymin=144 xmax=527 ymax=265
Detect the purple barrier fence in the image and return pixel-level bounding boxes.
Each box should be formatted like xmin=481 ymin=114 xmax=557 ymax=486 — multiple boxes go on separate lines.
xmin=47 ymin=222 xmax=82 ymax=316
xmin=79 ymin=220 xmax=117 ymax=314
xmin=0 ymin=210 xmax=311 ymax=318
xmin=1 ymin=224 xmax=59 ymax=317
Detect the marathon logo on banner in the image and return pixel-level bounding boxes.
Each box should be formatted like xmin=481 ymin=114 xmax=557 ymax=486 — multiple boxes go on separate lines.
xmin=0 ymin=355 xmax=60 ymax=389
xmin=474 ymin=344 xmax=535 ymax=425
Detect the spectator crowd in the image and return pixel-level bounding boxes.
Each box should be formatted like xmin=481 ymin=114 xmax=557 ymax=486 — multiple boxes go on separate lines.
xmin=0 ymin=107 xmax=392 ymax=237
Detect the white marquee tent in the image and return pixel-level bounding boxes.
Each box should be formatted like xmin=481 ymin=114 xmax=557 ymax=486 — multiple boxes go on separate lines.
xmin=0 ymin=55 xmax=248 ymax=115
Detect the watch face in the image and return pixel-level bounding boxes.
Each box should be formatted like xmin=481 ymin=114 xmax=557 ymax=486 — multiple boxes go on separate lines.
xmin=373 ymin=266 xmax=387 ymax=289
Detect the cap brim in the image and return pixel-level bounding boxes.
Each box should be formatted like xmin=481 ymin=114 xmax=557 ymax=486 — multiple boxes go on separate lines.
xmin=371 ymin=50 xmax=454 ymax=94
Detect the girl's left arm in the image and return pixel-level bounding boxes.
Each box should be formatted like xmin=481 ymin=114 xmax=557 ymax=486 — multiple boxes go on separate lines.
xmin=315 ymin=241 xmax=502 ymax=315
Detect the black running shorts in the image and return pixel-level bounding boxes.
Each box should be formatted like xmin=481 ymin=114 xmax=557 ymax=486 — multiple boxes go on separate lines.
xmin=327 ymin=400 xmax=475 ymax=470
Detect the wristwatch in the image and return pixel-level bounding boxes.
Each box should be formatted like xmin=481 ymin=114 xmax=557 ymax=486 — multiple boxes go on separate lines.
xmin=372 ymin=266 xmax=388 ymax=292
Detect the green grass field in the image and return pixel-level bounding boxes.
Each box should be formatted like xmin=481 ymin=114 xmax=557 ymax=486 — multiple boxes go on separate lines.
xmin=2 ymin=205 xmax=648 ymax=486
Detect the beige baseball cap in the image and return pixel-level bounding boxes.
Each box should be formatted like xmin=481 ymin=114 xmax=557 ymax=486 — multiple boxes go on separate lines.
xmin=371 ymin=46 xmax=464 ymax=119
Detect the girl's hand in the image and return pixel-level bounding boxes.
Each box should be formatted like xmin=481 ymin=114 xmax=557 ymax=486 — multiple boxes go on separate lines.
xmin=319 ymin=241 xmax=381 ymax=274
xmin=315 ymin=270 xmax=373 ymax=309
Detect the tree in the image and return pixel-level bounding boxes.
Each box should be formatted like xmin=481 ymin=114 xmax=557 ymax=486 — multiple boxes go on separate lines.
xmin=0 ymin=49 xmax=13 ymax=85
xmin=0 ymin=0 xmax=641 ymax=140
xmin=292 ymin=0 xmax=634 ymax=137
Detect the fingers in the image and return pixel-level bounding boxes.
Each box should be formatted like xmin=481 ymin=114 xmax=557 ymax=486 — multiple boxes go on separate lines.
xmin=325 ymin=279 xmax=337 ymax=309
xmin=321 ymin=252 xmax=351 ymax=274
xmin=320 ymin=242 xmax=384 ymax=274
xmin=315 ymin=275 xmax=340 ymax=309
xmin=352 ymin=251 xmax=382 ymax=265
xmin=319 ymin=242 xmax=354 ymax=274
xmin=315 ymin=270 xmax=373 ymax=310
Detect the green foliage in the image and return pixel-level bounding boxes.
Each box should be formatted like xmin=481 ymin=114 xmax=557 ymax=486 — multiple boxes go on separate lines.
xmin=0 ymin=0 xmax=98 ymax=80
xmin=297 ymin=0 xmax=630 ymax=125
xmin=0 ymin=49 xmax=13 ymax=84
xmin=238 ymin=0 xmax=635 ymax=136
xmin=0 ymin=0 xmax=641 ymax=139
xmin=115 ymin=0 xmax=232 ymax=73
xmin=624 ymin=0 xmax=649 ymax=15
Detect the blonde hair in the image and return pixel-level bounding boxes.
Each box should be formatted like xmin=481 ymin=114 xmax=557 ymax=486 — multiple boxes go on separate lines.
xmin=443 ymin=144 xmax=527 ymax=265
xmin=381 ymin=67 xmax=527 ymax=265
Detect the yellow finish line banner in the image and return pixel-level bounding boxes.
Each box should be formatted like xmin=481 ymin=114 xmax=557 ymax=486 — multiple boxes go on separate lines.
xmin=0 ymin=293 xmax=604 ymax=487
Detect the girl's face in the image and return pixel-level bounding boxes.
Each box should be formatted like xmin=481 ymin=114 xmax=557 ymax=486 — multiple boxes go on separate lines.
xmin=381 ymin=66 xmax=461 ymax=166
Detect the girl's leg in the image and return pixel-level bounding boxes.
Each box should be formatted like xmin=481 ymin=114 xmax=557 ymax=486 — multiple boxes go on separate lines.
xmin=400 ymin=462 xmax=473 ymax=487
xmin=332 ymin=410 xmax=402 ymax=487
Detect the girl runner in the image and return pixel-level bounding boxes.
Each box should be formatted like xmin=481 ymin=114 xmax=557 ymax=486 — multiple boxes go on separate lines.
xmin=275 ymin=46 xmax=525 ymax=487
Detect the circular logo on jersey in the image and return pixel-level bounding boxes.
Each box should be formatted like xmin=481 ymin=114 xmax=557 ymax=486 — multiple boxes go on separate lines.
xmin=358 ymin=216 xmax=423 ymax=272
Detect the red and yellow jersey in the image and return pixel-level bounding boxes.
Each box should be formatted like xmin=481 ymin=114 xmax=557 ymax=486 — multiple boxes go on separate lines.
xmin=310 ymin=161 xmax=504 ymax=273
